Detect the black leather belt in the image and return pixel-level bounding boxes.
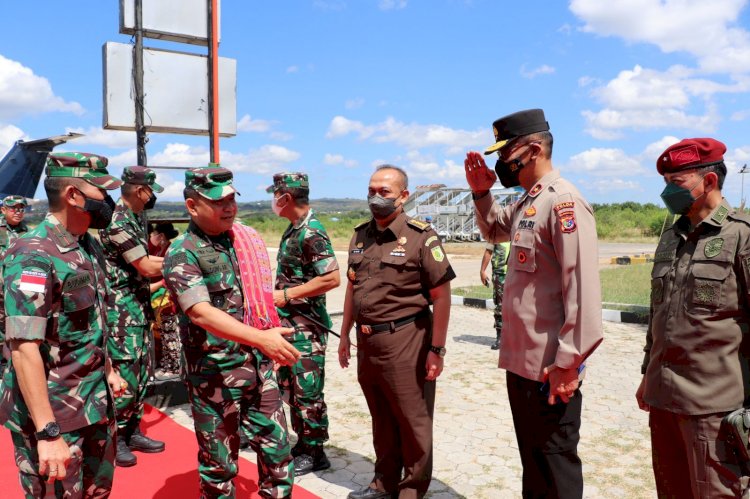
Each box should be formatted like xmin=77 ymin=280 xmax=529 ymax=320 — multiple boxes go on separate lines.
xmin=357 ymin=310 xmax=429 ymax=335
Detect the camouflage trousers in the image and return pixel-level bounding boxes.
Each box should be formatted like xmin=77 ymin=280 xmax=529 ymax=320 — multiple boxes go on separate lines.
xmin=187 ymin=358 xmax=293 ymax=499
xmin=108 ymin=326 xmax=149 ymax=434
xmin=11 ymin=419 xmax=116 ymax=499
xmin=277 ymin=328 xmax=329 ymax=450
xmin=492 ymin=272 xmax=506 ymax=334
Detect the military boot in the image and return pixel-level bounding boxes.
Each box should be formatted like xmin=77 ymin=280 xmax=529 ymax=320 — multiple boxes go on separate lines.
xmin=294 ymin=446 xmax=331 ymax=476
xmin=491 ymin=328 xmax=502 ymax=350
xmin=128 ymin=426 xmax=165 ymax=453
xmin=116 ymin=436 xmax=137 ymax=467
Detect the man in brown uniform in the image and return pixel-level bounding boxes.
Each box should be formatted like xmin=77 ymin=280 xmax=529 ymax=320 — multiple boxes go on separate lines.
xmin=338 ymin=165 xmax=455 ymax=499
xmin=465 ymin=109 xmax=603 ymax=498
xmin=636 ymin=137 xmax=750 ymax=498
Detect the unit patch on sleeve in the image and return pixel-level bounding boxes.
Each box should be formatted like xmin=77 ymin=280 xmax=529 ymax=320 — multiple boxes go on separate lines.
xmin=554 ymin=201 xmax=577 ymax=234
xmin=431 ymin=246 xmax=445 ymax=262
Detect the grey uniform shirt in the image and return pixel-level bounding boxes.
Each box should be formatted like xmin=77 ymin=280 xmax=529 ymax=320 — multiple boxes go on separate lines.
xmin=643 ymin=200 xmax=750 ymax=415
xmin=474 ymin=169 xmax=603 ymax=381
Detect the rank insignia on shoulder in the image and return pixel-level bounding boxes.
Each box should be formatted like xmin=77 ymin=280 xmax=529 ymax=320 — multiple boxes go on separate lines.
xmin=407 ymin=219 xmax=430 ymax=231
xmin=354 ymin=221 xmax=369 ymax=231
xmin=529 ymin=184 xmax=543 ymax=197
xmin=431 ymin=245 xmax=445 ymax=262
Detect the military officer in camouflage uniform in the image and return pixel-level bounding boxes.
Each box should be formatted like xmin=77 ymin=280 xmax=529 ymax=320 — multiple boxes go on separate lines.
xmin=163 ymin=166 xmax=300 ymax=499
xmin=0 ymin=195 xmax=30 ymax=372
xmin=0 ymin=152 xmax=126 ymax=498
xmin=267 ymin=172 xmax=340 ymax=476
xmin=99 ymin=166 xmax=166 ymax=467
xmin=480 ymin=242 xmax=509 ymax=350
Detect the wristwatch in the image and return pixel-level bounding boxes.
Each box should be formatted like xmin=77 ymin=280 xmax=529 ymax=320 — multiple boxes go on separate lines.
xmin=429 ymin=345 xmax=447 ymax=358
xmin=35 ymin=421 xmax=61 ymax=441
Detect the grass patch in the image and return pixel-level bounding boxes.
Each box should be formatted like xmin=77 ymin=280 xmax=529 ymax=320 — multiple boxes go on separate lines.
xmin=453 ymin=263 xmax=652 ymax=307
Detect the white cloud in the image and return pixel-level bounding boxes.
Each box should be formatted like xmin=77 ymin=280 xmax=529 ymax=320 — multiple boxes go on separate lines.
xmin=730 ymin=109 xmax=750 ymax=121
xmin=520 ymin=64 xmax=556 ymax=79
xmin=313 ymin=0 xmax=346 ymax=10
xmin=578 ymin=178 xmax=644 ymax=194
xmin=109 ymin=142 xmax=301 ymax=180
xmin=570 ymin=0 xmax=750 ymax=74
xmin=581 ymin=65 xmax=738 ymax=137
xmin=326 ymin=115 xmax=486 ymax=154
xmin=324 ymin=153 xmax=358 ymax=167
xmin=0 ymin=124 xmax=27 ymax=154
xmin=237 ymin=114 xmax=273 ymax=133
xmin=379 ymin=0 xmax=407 ymax=10
xmin=286 ymin=66 xmax=299 ymax=74
xmin=567 ymin=147 xmax=645 ymax=177
xmin=0 ymin=54 xmax=84 ymax=120
xmin=65 ymin=126 xmax=135 ymax=149
xmin=345 ymin=98 xmax=365 ymax=110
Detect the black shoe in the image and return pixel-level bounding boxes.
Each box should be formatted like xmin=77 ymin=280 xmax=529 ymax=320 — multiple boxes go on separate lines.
xmin=490 ymin=340 xmax=499 ymax=350
xmin=129 ymin=427 xmax=165 ymax=453
xmin=116 ymin=436 xmax=137 ymax=467
xmin=347 ymin=487 xmax=392 ymax=499
xmin=294 ymin=449 xmax=331 ymax=476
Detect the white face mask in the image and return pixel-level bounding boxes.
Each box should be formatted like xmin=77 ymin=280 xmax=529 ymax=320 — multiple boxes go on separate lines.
xmin=272 ymin=194 xmax=287 ymax=216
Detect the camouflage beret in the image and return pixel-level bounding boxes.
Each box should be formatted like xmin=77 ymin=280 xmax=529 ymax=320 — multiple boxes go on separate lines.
xmin=2 ymin=195 xmax=27 ymax=207
xmin=46 ymin=152 xmax=123 ymax=190
xmin=185 ymin=166 xmax=238 ymax=200
xmin=657 ymin=138 xmax=727 ymax=175
xmin=266 ymin=172 xmax=310 ymax=194
xmin=122 ymin=166 xmax=164 ymax=193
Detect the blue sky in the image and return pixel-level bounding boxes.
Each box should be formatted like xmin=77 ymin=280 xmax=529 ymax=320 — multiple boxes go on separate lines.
xmin=3 ymin=0 xmax=750 ymax=205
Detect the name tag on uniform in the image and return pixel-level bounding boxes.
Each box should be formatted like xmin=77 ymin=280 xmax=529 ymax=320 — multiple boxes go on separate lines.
xmin=63 ymin=273 xmax=92 ymax=292
xmin=351 ymin=249 xmax=363 ymax=254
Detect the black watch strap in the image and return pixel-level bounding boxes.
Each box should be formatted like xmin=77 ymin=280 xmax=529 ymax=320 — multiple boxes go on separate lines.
xmin=429 ymin=345 xmax=447 ymax=357
xmin=35 ymin=422 xmax=61 ymax=441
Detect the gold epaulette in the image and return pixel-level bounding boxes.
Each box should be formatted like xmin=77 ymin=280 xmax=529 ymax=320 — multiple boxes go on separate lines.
xmin=407 ymin=219 xmax=430 ymax=231
xmin=354 ymin=220 xmax=370 ymax=231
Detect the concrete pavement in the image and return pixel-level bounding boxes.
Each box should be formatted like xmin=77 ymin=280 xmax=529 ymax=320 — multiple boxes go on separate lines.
xmin=163 ymin=307 xmax=656 ymax=498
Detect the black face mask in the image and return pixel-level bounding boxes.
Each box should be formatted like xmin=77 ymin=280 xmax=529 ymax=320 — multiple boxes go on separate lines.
xmin=494 ymin=157 xmax=524 ymax=188
xmin=144 ymin=192 xmax=157 ymax=210
xmin=77 ymin=191 xmax=115 ymax=229
xmin=367 ymin=194 xmax=400 ymax=219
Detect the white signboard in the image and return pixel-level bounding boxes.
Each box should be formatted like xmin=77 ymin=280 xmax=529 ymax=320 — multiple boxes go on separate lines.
xmin=120 ymin=0 xmax=221 ymax=46
xmin=103 ymin=42 xmax=237 ymax=137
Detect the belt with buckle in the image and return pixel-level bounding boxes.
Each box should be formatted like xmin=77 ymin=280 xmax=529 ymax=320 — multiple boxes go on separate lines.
xmin=357 ymin=310 xmax=429 ymax=336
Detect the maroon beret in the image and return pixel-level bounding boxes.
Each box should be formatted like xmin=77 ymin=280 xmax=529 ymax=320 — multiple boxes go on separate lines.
xmin=657 ymin=138 xmax=726 ymax=175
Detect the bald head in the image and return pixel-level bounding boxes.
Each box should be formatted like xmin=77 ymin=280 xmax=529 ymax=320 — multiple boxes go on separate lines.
xmin=372 ymin=164 xmax=408 ymax=191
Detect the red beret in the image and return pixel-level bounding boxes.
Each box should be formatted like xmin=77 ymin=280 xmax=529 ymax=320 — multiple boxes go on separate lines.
xmin=657 ymin=138 xmax=726 ymax=175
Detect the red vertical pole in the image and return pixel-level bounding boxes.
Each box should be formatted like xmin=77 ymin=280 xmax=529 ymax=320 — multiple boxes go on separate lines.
xmin=208 ymin=0 xmax=220 ymax=164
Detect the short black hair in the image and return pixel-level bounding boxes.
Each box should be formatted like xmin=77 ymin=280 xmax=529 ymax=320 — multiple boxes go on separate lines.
xmin=698 ymin=162 xmax=727 ymax=189
xmin=277 ymin=187 xmax=309 ymax=206
xmin=183 ymin=187 xmax=199 ymax=200
xmin=44 ymin=177 xmax=83 ymax=210
xmin=524 ymin=131 xmax=554 ymax=159
xmin=121 ymin=182 xmax=143 ymax=196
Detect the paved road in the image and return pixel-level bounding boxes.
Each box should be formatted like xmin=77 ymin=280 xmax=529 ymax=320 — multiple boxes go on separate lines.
xmin=268 ymin=241 xmax=657 ymax=314
xmin=164 ymin=308 xmax=655 ymax=498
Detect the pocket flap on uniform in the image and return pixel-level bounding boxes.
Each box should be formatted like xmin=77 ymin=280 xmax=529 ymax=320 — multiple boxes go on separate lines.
xmin=691 ymin=261 xmax=731 ymax=280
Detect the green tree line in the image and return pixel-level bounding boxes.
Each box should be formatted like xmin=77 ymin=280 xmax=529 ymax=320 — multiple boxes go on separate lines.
xmin=592 ymin=202 xmax=670 ymax=239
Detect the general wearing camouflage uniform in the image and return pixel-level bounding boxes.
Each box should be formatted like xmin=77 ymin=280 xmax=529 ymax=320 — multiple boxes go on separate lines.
xmin=98 ymin=167 xmax=164 ymax=452
xmin=163 ymin=167 xmax=293 ymax=499
xmin=0 ymin=153 xmax=122 ymax=498
xmin=268 ymin=173 xmax=338 ymax=461
xmin=0 ymin=195 xmax=30 ymax=372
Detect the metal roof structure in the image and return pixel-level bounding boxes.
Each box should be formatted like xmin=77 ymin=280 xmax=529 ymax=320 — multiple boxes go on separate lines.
xmin=403 ymin=184 xmax=523 ymax=241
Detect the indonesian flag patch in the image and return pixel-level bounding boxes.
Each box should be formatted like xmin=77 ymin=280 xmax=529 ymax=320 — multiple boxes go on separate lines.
xmin=19 ymin=270 xmax=47 ymax=293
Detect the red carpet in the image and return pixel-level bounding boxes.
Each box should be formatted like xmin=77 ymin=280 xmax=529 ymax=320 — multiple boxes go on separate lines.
xmin=1 ymin=405 xmax=320 ymax=498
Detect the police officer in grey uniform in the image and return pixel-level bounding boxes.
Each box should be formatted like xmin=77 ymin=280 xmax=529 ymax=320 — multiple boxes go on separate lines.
xmin=464 ymin=109 xmax=603 ymax=498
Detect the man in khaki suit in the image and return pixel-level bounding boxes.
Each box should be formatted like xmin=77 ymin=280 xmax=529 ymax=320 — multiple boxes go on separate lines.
xmin=637 ymin=137 xmax=750 ymax=498
xmin=464 ymin=108 xmax=603 ymax=498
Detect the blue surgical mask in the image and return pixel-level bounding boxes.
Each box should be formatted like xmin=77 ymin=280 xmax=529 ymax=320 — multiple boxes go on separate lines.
xmin=660 ymin=176 xmax=704 ymax=215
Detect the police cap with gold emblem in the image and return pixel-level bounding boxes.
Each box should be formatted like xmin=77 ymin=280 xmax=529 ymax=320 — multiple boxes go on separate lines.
xmin=484 ymin=108 xmax=550 ymax=155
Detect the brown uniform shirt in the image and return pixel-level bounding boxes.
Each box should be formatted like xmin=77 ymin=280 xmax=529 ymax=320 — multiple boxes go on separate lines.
xmin=643 ymin=200 xmax=750 ymax=415
xmin=474 ymin=169 xmax=603 ymax=381
xmin=346 ymin=212 xmax=455 ymax=324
